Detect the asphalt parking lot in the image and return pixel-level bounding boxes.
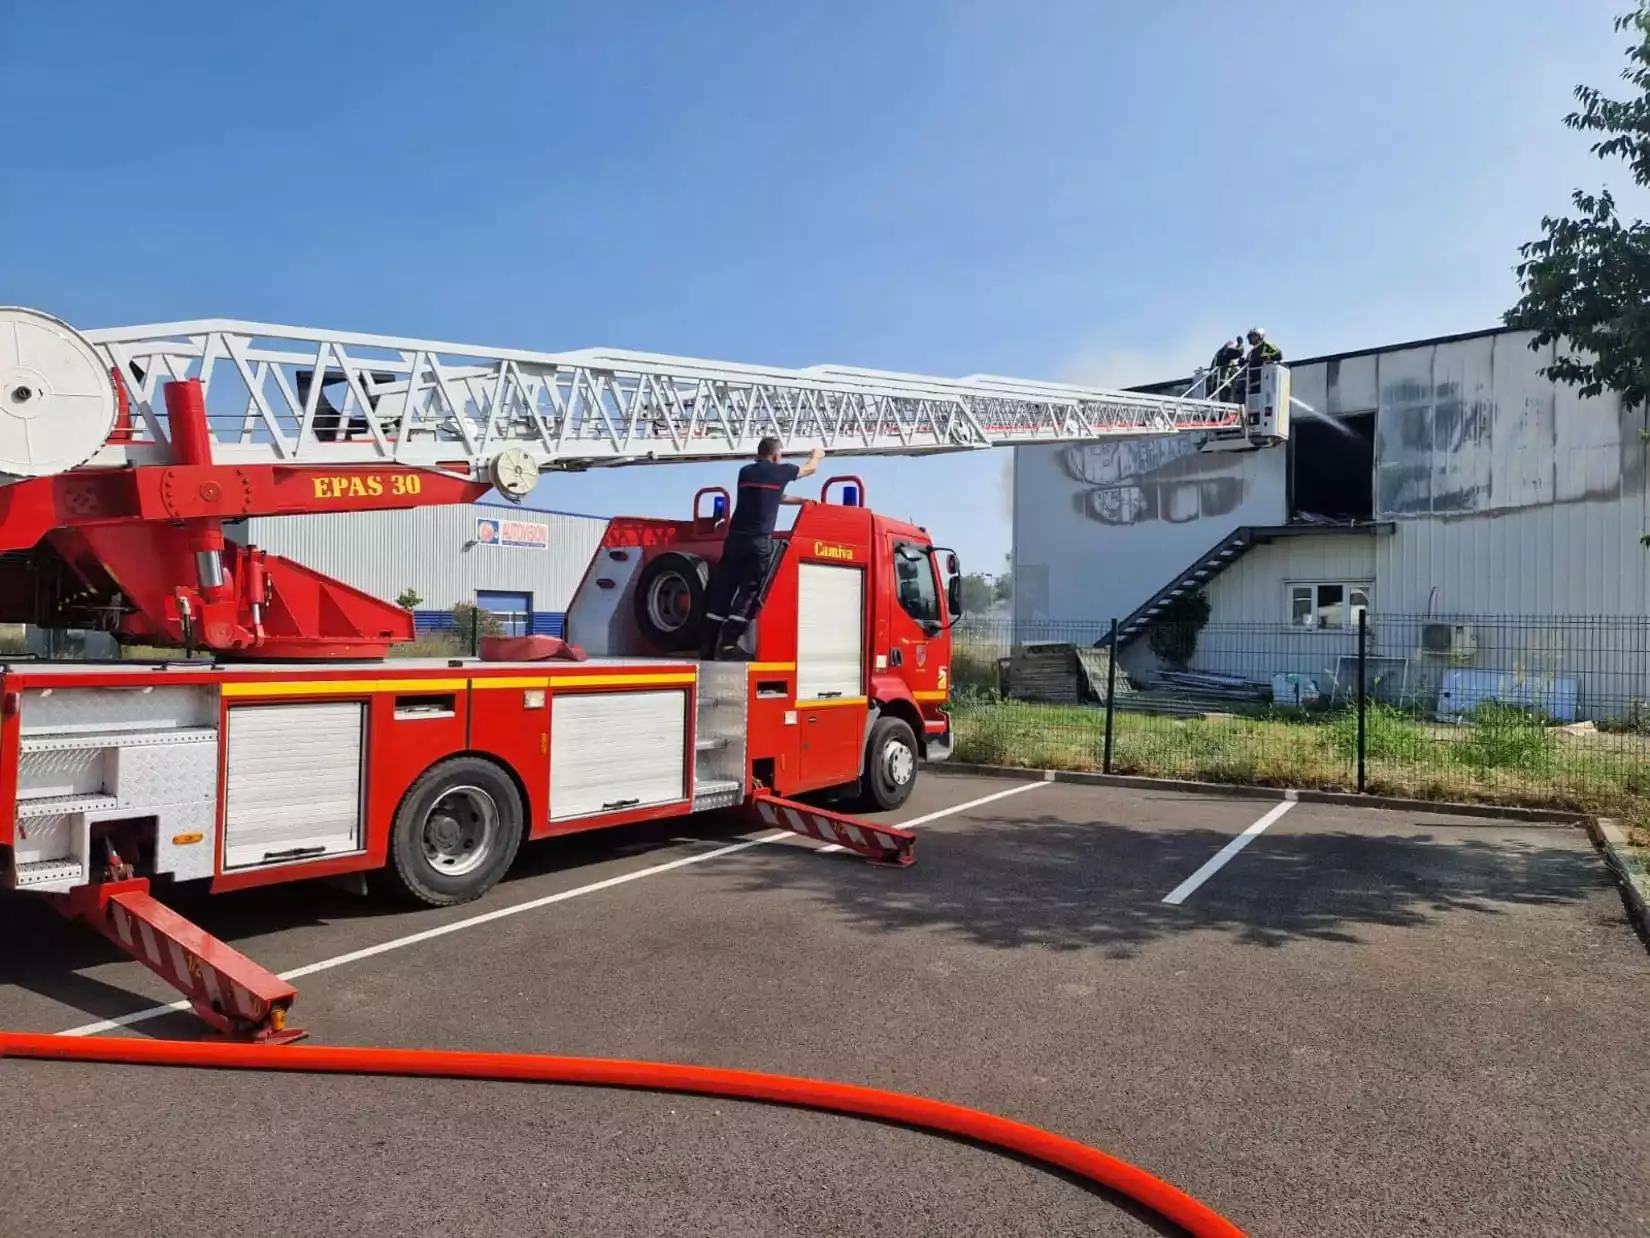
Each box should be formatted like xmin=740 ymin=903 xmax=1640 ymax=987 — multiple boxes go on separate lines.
xmin=3 ymin=773 xmax=1648 ymax=1237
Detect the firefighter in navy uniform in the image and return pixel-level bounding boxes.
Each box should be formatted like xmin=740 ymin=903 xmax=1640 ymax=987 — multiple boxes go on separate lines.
xmin=699 ymin=437 xmax=826 ymax=660
xmin=1208 ymin=336 xmax=1245 ymax=399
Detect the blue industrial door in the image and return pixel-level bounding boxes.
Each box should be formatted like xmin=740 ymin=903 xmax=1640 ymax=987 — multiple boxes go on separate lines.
xmin=475 ymin=590 xmax=533 ymax=638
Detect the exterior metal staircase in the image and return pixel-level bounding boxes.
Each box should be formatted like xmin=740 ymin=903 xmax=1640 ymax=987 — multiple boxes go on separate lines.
xmin=1099 ymin=522 xmax=1396 ymax=651
xmin=1102 ymin=528 xmax=1262 ymax=650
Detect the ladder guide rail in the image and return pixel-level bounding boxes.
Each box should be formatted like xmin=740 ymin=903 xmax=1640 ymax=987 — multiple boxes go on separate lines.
xmin=77 ymin=317 xmax=1252 ymax=475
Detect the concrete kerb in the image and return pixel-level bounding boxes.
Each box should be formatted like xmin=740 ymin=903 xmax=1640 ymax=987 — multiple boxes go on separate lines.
xmin=922 ymin=760 xmax=1590 ymax=825
xmin=1588 ymin=818 xmax=1650 ymax=938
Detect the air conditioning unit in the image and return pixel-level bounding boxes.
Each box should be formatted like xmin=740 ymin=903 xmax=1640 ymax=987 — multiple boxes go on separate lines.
xmin=1420 ymin=622 xmax=1477 ymax=657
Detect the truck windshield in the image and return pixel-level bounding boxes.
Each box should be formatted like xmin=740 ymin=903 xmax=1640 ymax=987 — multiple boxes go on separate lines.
xmin=893 ymin=542 xmax=940 ymax=624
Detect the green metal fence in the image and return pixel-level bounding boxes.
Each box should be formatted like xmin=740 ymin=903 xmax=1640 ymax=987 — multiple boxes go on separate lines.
xmin=949 ymin=613 xmax=1650 ymax=821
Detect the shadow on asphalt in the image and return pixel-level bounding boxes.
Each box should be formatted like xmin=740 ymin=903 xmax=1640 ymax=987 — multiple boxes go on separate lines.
xmin=705 ymin=814 xmax=1612 ymax=957
xmin=0 ymin=811 xmax=753 ymax=1029
xmin=2 ymin=806 xmax=1619 ymax=1026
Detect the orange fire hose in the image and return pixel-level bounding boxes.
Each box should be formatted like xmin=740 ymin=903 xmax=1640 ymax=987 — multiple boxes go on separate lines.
xmin=0 ymin=1033 xmax=1246 ymax=1237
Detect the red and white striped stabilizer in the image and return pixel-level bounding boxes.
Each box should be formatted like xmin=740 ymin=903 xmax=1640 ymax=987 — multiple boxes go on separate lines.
xmin=101 ymin=887 xmax=303 ymax=1043
xmin=750 ymin=795 xmax=916 ymax=867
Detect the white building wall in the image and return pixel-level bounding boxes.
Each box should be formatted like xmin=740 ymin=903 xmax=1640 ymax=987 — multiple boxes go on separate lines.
xmin=1203 ymin=536 xmax=1377 ymax=625
xmin=1014 ymin=328 xmax=1650 ymax=627
xmin=1370 ymin=500 xmax=1650 ymax=618
xmin=1012 ymin=437 xmax=1286 ymax=628
xmin=1162 ymin=535 xmax=1377 ymax=689
xmin=1019 ymin=327 xmax=1650 ymax=716
xmin=1192 ymin=516 xmax=1650 ymax=718
xmin=237 ymin=503 xmax=608 ymax=613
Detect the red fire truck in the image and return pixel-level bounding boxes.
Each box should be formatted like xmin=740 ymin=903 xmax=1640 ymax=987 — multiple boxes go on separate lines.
xmin=0 ymin=306 xmax=1288 ymax=1039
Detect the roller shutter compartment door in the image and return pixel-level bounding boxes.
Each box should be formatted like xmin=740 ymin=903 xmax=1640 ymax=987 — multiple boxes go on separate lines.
xmin=222 ymin=702 xmax=366 ymax=869
xmin=549 ymin=689 xmax=689 ymax=821
xmin=796 ymin=563 xmax=865 ymax=701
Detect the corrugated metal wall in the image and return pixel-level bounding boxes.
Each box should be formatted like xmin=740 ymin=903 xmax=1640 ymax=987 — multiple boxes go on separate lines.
xmin=1012 ymin=437 xmax=1286 ymax=625
xmin=236 ymin=503 xmax=609 ymax=628
xmin=1204 ymin=537 xmax=1378 ymax=623
xmin=1215 ymin=329 xmax=1650 ymax=621
xmin=1016 ymin=327 xmax=1650 ymax=626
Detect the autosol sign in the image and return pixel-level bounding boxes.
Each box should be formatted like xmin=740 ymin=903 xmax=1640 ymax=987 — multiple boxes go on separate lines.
xmin=476 ymin=516 xmax=550 ymax=549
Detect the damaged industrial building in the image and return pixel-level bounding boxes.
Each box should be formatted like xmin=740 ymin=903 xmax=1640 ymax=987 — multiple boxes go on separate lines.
xmin=1010 ymin=326 xmax=1650 ymax=722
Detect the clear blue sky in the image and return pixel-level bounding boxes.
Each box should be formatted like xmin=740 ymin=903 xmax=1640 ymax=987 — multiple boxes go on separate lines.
xmin=1 ymin=0 xmax=1635 ymax=575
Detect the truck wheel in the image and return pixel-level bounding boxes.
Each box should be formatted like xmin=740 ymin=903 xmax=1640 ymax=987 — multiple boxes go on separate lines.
xmin=379 ymin=757 xmax=524 ymax=907
xmin=633 ymin=551 xmax=709 ymax=652
xmin=855 ymin=715 xmax=920 ymax=813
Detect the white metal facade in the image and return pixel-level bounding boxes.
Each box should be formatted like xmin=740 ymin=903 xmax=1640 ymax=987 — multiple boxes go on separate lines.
xmin=233 ymin=501 xmax=608 ymax=627
xmin=1013 ymin=328 xmax=1650 ymax=626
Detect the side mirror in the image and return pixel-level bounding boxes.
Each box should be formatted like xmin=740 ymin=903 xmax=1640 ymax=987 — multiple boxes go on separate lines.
xmin=947 ymin=573 xmax=963 ymax=618
xmin=945 ymin=552 xmax=958 ymax=575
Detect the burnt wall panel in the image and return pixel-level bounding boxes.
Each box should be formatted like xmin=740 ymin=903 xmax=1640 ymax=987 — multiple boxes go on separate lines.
xmin=1487 ymin=332 xmax=1555 ymax=508
xmin=1374 ymin=346 xmax=1436 ymax=517
xmin=1373 ymin=331 xmax=1632 ymax=521
xmin=1428 ymin=334 xmax=1493 ymax=514
xmin=1326 ymin=353 xmax=1378 ymax=415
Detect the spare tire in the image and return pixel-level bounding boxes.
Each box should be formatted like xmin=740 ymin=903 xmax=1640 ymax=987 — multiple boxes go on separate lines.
xmin=633 ymin=551 xmax=709 ymax=651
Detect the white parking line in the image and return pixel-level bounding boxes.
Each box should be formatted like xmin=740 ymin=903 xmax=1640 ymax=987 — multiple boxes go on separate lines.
xmin=57 ymin=780 xmax=1047 ymax=1037
xmin=1161 ymin=798 xmax=1298 ymax=905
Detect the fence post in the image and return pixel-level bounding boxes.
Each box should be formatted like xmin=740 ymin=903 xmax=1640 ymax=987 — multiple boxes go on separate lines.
xmin=1103 ymin=617 xmax=1118 ymax=774
xmin=470 ymin=606 xmax=481 ymax=657
xmin=1356 ymin=608 xmax=1368 ymax=793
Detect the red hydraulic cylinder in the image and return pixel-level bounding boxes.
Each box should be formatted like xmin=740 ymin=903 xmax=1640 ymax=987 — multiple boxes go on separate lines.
xmin=161 ymin=379 xmax=240 ymax=645
xmin=163 ymin=378 xmax=214 ymax=467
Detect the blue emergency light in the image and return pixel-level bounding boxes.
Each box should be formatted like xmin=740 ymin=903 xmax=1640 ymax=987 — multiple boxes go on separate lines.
xmin=841 ymin=485 xmax=860 ymax=507
xmin=712 ymin=495 xmax=727 ymax=519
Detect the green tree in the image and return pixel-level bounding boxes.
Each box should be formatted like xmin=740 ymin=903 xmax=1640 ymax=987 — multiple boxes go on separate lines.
xmin=959 ymin=572 xmax=995 ymax=613
xmin=1505 ymin=4 xmax=1650 ymax=409
xmin=395 ymin=588 xmax=423 ymax=610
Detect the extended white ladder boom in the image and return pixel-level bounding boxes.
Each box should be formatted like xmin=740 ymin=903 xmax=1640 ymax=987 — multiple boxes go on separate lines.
xmin=1 ymin=309 xmax=1286 ymax=483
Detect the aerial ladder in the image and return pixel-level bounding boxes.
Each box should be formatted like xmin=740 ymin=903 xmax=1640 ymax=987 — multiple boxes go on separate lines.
xmin=0 ymin=306 xmax=1289 ymax=1042
xmin=0 ymin=307 xmax=1288 ymax=660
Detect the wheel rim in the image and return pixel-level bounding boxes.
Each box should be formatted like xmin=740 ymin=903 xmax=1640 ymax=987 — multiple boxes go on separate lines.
xmin=420 ymin=785 xmax=499 ymax=878
xmin=645 ymin=572 xmax=693 ymax=633
xmin=881 ymin=737 xmax=916 ymax=787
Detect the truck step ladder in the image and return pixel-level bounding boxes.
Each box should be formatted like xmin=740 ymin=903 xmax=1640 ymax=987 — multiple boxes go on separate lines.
xmin=51 ymin=880 xmax=303 ymax=1044
xmin=749 ymin=794 xmax=916 ymax=867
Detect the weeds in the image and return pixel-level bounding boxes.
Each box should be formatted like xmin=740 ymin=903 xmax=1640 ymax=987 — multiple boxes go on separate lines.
xmin=950 ymin=697 xmax=1650 ymax=831
xmin=1453 ymin=702 xmax=1557 ymax=772
xmin=1327 ymin=703 xmax=1428 ymax=763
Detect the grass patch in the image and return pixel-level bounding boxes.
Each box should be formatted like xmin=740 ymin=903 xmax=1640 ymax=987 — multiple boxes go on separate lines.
xmin=389 ymin=633 xmax=472 ymax=659
xmin=951 ymin=698 xmax=1650 ymax=831
xmin=1451 ymin=702 xmax=1557 ymax=773
xmin=950 ymin=642 xmax=1003 ymax=696
xmin=1327 ymin=703 xmax=1427 ymax=763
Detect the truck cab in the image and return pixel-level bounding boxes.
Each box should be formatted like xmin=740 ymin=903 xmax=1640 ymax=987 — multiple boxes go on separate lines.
xmin=563 ymin=476 xmax=961 ymax=810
